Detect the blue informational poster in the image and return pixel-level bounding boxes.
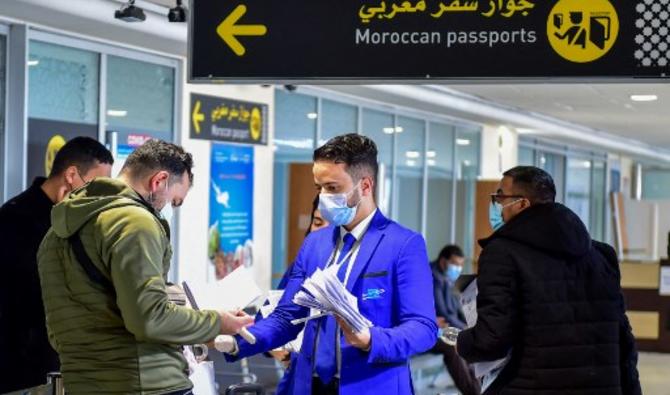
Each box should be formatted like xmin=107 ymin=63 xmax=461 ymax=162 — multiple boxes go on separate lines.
xmin=209 ymin=143 xmax=254 ymax=280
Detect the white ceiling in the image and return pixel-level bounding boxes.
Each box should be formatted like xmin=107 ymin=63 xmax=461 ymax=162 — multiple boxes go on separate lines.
xmin=447 ymin=84 xmax=670 ymax=148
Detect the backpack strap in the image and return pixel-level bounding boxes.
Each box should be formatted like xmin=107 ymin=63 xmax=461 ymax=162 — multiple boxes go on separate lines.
xmin=69 ymin=232 xmax=115 ymax=294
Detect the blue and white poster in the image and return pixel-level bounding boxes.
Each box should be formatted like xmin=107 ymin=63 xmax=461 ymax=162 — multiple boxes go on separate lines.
xmin=208 ymin=143 xmax=254 ymax=280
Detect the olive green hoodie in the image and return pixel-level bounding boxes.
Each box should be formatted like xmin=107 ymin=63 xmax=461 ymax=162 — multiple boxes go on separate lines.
xmin=38 ymin=178 xmax=220 ymax=394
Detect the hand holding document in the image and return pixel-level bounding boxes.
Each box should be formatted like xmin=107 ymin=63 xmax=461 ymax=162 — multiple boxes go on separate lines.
xmin=183 ymin=266 xmax=262 ymax=344
xmin=292 ymin=265 xmax=372 ymax=333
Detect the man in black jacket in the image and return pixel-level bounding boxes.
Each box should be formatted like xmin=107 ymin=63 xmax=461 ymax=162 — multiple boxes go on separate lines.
xmin=0 ymin=137 xmax=113 ymax=393
xmin=456 ymin=166 xmax=641 ymax=395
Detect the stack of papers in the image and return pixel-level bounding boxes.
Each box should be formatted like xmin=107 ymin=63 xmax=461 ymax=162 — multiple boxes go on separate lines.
xmin=292 ymin=266 xmax=372 ymax=333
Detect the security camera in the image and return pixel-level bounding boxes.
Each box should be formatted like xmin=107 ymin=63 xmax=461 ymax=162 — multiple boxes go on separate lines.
xmin=168 ymin=0 xmax=187 ymax=23
xmin=115 ymin=0 xmax=146 ymax=22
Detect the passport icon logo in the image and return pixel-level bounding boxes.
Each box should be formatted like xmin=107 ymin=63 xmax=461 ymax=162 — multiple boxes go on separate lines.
xmin=362 ymin=288 xmax=386 ymax=301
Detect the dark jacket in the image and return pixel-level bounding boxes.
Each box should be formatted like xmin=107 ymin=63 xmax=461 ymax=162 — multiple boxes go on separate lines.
xmin=0 ymin=178 xmax=60 ymax=393
xmin=431 ymin=261 xmax=467 ymax=329
xmin=457 ymin=203 xmax=641 ymax=395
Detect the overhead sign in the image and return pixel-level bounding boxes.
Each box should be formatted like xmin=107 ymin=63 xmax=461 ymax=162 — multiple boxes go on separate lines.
xmin=190 ymin=93 xmax=268 ymax=145
xmin=189 ymin=0 xmax=670 ymax=82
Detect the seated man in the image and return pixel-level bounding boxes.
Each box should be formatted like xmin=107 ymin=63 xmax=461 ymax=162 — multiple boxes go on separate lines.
xmin=430 ymin=245 xmax=480 ymax=395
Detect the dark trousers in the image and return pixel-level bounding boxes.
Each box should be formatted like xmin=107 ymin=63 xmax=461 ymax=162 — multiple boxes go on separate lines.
xmin=431 ymin=339 xmax=481 ymax=395
xmin=312 ymin=376 xmax=339 ymax=395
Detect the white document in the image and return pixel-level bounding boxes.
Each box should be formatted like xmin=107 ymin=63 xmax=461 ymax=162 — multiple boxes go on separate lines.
xmin=459 ymin=279 xmax=512 ymax=392
xmin=293 ymin=267 xmax=372 ymax=333
xmin=260 ymin=290 xmax=305 ymax=352
xmin=660 ymin=267 xmax=670 ymax=296
xmin=185 ymin=266 xmax=263 ymax=312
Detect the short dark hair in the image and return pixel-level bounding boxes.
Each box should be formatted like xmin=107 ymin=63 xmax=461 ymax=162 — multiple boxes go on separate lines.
xmin=438 ymin=245 xmax=464 ymax=261
xmin=49 ymin=136 xmax=114 ymax=178
xmin=122 ymin=139 xmax=194 ymax=185
xmin=313 ymin=133 xmax=378 ymax=184
xmin=305 ymin=194 xmax=321 ymax=238
xmin=503 ymin=166 xmax=556 ymax=204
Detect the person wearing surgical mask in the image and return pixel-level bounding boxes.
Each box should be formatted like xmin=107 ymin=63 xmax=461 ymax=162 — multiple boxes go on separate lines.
xmin=37 ymin=140 xmax=253 ymax=395
xmin=221 ymin=133 xmax=437 ymax=395
xmin=429 ymin=245 xmax=480 ymax=395
xmin=0 ymin=136 xmax=113 ymax=394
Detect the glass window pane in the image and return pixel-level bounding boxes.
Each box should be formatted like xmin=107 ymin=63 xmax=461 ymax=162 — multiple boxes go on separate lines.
xmin=566 ymin=158 xmax=592 ymax=228
xmin=29 ymin=40 xmax=99 ymax=124
xmin=395 ymin=116 xmax=425 ymax=232
xmin=425 ymin=122 xmax=455 ymax=260
xmin=642 ymin=168 xmax=670 ymax=199
xmin=455 ymin=127 xmax=480 ymax=268
xmin=361 ymin=109 xmax=394 ymax=215
xmin=274 ymin=90 xmax=316 ymax=160
xmin=106 ymin=55 xmax=174 ymax=136
xmin=538 ymin=151 xmax=565 ymax=203
xmin=590 ymin=161 xmax=606 ymax=241
xmin=518 ymin=146 xmax=535 ymax=166
xmin=320 ymin=100 xmax=357 ymax=146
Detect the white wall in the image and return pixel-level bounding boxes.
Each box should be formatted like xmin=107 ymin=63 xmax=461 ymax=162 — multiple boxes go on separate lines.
xmin=480 ymin=125 xmax=519 ymax=180
xmin=177 ymin=82 xmax=275 ymax=292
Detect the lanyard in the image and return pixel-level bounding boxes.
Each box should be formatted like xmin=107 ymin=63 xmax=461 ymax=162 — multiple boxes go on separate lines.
xmin=326 ymin=233 xmax=363 ymax=286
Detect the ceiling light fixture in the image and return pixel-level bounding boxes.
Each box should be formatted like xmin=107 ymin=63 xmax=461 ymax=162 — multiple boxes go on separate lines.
xmin=383 ymin=127 xmax=395 ymax=134
xmin=426 ymin=150 xmax=437 ymax=158
xmin=456 ymin=138 xmax=471 ymax=146
xmin=405 ymin=151 xmax=420 ymax=159
xmin=406 ymin=159 xmax=417 ymax=167
xmin=168 ymin=0 xmax=187 ymax=22
xmin=115 ymin=0 xmax=146 ymax=22
xmin=395 ymin=126 xmax=404 ymax=133
xmin=427 ymin=159 xmax=436 ymax=166
xmin=306 ymin=112 xmax=318 ymax=120
xmin=630 ymin=94 xmax=658 ymax=102
xmin=27 ymin=60 xmax=39 ymax=67
xmin=107 ymin=109 xmax=128 ymax=117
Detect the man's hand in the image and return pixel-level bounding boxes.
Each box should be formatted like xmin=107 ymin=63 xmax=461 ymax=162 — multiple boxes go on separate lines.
xmin=269 ymin=349 xmax=292 ymax=368
xmin=436 ymin=316 xmax=447 ymax=328
xmin=219 ymin=310 xmax=254 ymax=335
xmin=336 ymin=316 xmax=371 ymax=351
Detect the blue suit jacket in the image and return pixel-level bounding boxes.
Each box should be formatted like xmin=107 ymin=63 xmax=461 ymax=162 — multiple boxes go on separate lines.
xmin=228 ymin=211 xmax=437 ymax=395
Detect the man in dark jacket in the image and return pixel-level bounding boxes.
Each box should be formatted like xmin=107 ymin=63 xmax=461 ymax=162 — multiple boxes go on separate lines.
xmin=457 ymin=166 xmax=641 ymax=395
xmin=0 ymin=137 xmax=113 ymax=393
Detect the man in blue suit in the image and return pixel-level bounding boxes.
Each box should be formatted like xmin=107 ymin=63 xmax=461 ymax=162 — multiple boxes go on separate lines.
xmin=222 ymin=134 xmax=437 ymax=395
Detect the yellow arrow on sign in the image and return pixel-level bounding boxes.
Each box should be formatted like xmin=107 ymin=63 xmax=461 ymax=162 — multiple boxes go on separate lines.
xmin=192 ymin=100 xmax=204 ymax=134
xmin=217 ymin=5 xmax=267 ymax=57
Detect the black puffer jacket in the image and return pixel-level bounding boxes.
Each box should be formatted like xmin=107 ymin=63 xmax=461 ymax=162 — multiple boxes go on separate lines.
xmin=457 ymin=203 xmax=641 ymax=395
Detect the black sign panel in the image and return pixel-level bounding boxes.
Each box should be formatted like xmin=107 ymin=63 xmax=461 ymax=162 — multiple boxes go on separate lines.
xmin=189 ymin=93 xmax=268 ymax=145
xmin=189 ymin=0 xmax=670 ymax=81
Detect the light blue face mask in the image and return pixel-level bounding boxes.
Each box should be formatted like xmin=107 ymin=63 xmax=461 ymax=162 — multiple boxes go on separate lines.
xmin=489 ymin=199 xmax=523 ymax=232
xmin=489 ymin=202 xmax=505 ymax=231
xmin=446 ymin=264 xmax=462 ymax=282
xmin=318 ymin=183 xmax=361 ymax=227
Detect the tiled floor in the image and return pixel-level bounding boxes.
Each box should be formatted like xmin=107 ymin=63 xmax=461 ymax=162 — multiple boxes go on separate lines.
xmin=418 ymin=352 xmax=670 ymax=395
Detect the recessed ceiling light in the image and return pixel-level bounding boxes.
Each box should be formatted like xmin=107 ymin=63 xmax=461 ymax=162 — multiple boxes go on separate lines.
xmin=426 ymin=151 xmax=437 ymax=158
xmin=383 ymin=127 xmax=395 ymax=134
xmin=630 ymin=94 xmax=658 ymax=102
xmin=395 ymin=126 xmax=404 ymax=133
xmin=405 ymin=151 xmax=420 ymax=159
xmin=463 ymin=160 xmax=471 ymax=166
xmin=406 ymin=159 xmax=417 ymax=167
xmin=427 ymin=159 xmax=436 ymax=166
xmin=306 ymin=112 xmax=318 ymax=120
xmin=456 ymin=139 xmax=471 ymax=146
xmin=27 ymin=59 xmax=39 ymax=67
xmin=107 ymin=109 xmax=128 ymax=117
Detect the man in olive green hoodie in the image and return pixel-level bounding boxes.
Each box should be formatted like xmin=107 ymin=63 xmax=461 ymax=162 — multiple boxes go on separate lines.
xmin=38 ymin=140 xmax=253 ymax=395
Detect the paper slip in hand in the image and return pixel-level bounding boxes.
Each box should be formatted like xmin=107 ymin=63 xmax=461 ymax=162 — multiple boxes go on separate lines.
xmin=184 ymin=266 xmax=263 ymax=312
xmin=459 ymin=278 xmax=511 ymax=392
xmin=292 ymin=267 xmax=372 ymax=333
